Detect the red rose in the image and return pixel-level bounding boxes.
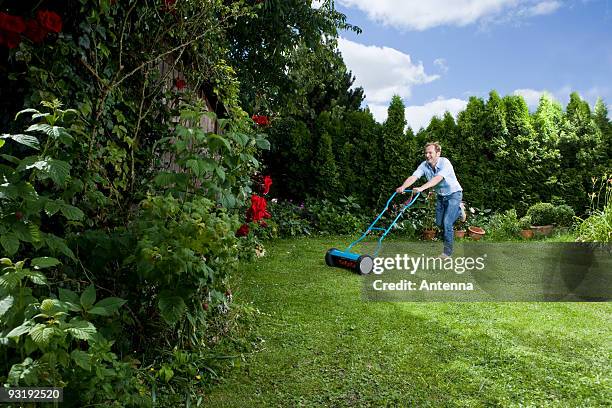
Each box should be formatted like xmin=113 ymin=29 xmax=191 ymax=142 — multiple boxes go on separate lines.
xmin=262 ymin=175 xmax=272 ymax=195
xmin=24 ymin=19 xmax=47 ymax=43
xmin=1 ymin=31 xmax=21 ymax=48
xmin=247 ymin=195 xmax=271 ymax=222
xmin=36 ymin=10 xmax=62 ymax=33
xmin=174 ymin=78 xmax=186 ymax=90
xmin=0 ymin=12 xmax=26 ymax=33
xmin=251 ymin=115 xmax=270 ymax=126
xmin=236 ymin=224 xmax=250 ymax=237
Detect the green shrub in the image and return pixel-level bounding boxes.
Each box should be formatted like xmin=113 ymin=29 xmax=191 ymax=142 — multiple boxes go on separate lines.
xmin=127 ymin=195 xmax=238 ymax=337
xmin=576 ymin=201 xmax=612 ymax=242
xmin=526 ymin=203 xmax=556 ymax=226
xmin=306 ymin=197 xmax=367 ymax=235
xmin=0 ymin=258 xmax=147 ymax=406
xmin=488 ymin=209 xmax=521 ymax=239
xmin=268 ymin=200 xmax=311 ymax=237
xmin=519 ymin=215 xmax=532 ymax=230
xmin=554 ymin=204 xmax=575 ymax=227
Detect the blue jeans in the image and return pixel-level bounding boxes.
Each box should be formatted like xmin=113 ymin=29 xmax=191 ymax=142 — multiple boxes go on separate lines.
xmin=435 ymin=191 xmax=463 ymax=256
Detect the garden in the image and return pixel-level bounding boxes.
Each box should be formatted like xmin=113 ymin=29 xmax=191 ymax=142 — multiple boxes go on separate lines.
xmin=1 ymin=0 xmax=611 ymax=406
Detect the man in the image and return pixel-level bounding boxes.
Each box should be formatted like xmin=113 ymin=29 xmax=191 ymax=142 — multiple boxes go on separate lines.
xmin=396 ymin=142 xmax=466 ymax=258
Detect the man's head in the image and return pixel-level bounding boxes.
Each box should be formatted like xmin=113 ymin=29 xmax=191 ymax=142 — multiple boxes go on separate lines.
xmin=424 ymin=142 xmax=441 ymax=166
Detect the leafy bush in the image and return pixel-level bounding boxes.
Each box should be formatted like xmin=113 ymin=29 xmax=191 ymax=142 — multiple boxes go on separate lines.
xmin=0 ymin=258 xmax=148 ymax=406
xmin=306 ymin=196 xmax=367 ymax=235
xmin=488 ymin=209 xmax=521 ymax=239
xmin=268 ymin=200 xmax=311 ymax=237
xmin=127 ymin=195 xmax=238 ymax=333
xmin=526 ymin=203 xmax=556 ymax=226
xmin=519 ymin=215 xmax=532 ymax=229
xmin=0 ymin=102 xmax=84 ymax=260
xmin=554 ymin=204 xmax=575 ymax=227
xmin=576 ymin=175 xmax=611 ymax=242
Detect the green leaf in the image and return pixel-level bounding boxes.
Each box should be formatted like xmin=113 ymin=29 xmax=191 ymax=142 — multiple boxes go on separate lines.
xmin=80 ymin=284 xmax=96 ymax=310
xmin=0 ymin=134 xmax=40 ymax=150
xmin=41 ymin=233 xmax=76 ymax=261
xmin=25 ymin=124 xmax=62 ymax=139
xmin=65 ymin=320 xmax=96 ymax=341
xmin=0 ymin=139 xmax=4 ymax=149
xmin=24 ymin=270 xmax=47 ymax=285
xmin=58 ymin=288 xmax=79 ymax=305
xmin=6 ymin=321 xmax=35 ymax=338
xmin=59 ymin=204 xmax=84 ymax=221
xmin=0 ymin=270 xmax=26 ymax=290
xmin=255 ymin=137 xmax=270 ymax=150
xmin=89 ymin=297 xmax=126 ymax=316
xmin=45 ymin=200 xmax=62 ymax=216
xmin=30 ymin=324 xmax=61 ymax=347
xmin=158 ymin=294 xmax=186 ymax=326
xmin=0 ymin=295 xmax=14 ymax=317
xmin=15 ymin=108 xmax=40 ymax=120
xmin=31 ymin=257 xmax=60 ymax=269
xmin=0 ymin=233 xmax=20 ymax=256
xmin=71 ymin=350 xmax=91 ymax=371
xmin=207 ymin=134 xmax=232 ymax=151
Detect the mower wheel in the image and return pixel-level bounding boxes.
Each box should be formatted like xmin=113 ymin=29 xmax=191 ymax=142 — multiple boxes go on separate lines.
xmin=357 ymin=255 xmax=374 ymax=275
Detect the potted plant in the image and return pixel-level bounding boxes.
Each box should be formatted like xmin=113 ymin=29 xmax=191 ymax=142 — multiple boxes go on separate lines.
xmin=527 ymin=202 xmax=556 ymax=236
xmin=468 ymin=225 xmax=485 ymax=240
xmin=454 ymin=228 xmax=466 ymax=238
xmin=466 ymin=206 xmax=488 ymax=240
xmin=519 ymin=215 xmax=534 ymax=239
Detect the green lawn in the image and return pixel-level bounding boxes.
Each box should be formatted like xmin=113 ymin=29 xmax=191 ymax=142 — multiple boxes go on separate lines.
xmin=205 ymin=236 xmax=611 ymax=407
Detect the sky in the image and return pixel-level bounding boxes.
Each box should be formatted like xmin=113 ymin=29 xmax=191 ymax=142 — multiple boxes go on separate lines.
xmin=324 ymin=0 xmax=612 ymax=130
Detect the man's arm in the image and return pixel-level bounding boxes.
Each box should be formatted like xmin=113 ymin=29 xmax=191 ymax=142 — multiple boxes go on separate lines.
xmin=396 ymin=175 xmax=418 ymax=193
xmin=413 ymin=175 xmax=444 ymax=193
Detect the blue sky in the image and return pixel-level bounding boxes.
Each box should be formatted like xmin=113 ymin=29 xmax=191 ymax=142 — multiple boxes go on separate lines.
xmin=326 ymin=0 xmax=612 ymax=130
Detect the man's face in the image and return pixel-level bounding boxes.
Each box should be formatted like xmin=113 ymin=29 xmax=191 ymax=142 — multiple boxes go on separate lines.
xmin=424 ymin=145 xmax=440 ymax=166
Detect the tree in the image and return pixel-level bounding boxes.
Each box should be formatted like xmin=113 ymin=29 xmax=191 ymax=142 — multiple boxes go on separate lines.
xmin=379 ymin=95 xmax=416 ymax=203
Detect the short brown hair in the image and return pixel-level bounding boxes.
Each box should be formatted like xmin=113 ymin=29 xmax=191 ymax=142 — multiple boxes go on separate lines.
xmin=424 ymin=142 xmax=441 ymax=153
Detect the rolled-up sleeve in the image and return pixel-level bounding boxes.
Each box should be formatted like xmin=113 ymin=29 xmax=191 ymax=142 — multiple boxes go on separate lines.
xmin=412 ymin=162 xmax=425 ymax=179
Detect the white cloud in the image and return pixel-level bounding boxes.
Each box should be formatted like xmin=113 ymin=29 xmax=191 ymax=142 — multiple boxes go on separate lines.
xmin=337 ymin=37 xmax=439 ymax=103
xmin=513 ymin=88 xmax=551 ymax=107
xmin=337 ymin=0 xmax=563 ymax=31
xmin=434 ymin=58 xmax=449 ymax=73
xmin=524 ymin=1 xmax=561 ymax=16
xmin=405 ymin=98 xmax=468 ymax=131
xmin=311 ymin=0 xmax=324 ymax=9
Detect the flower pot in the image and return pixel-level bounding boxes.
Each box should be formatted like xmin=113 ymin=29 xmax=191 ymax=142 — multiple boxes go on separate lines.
xmin=422 ymin=229 xmax=436 ymax=240
xmin=520 ymin=229 xmax=534 ymax=239
xmin=468 ymin=226 xmax=485 ymax=240
xmin=454 ymin=229 xmax=466 ymax=238
xmin=530 ymin=225 xmax=554 ymax=237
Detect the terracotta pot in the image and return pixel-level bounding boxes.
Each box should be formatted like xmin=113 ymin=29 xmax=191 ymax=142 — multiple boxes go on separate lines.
xmin=422 ymin=229 xmax=436 ymax=240
xmin=468 ymin=226 xmax=485 ymax=240
xmin=454 ymin=229 xmax=466 ymax=238
xmin=520 ymin=229 xmax=534 ymax=239
xmin=530 ymin=225 xmax=554 ymax=237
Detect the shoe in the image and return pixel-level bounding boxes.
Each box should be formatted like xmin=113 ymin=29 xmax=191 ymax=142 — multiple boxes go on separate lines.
xmin=459 ymin=201 xmax=467 ymax=222
xmin=438 ymin=253 xmax=451 ymax=259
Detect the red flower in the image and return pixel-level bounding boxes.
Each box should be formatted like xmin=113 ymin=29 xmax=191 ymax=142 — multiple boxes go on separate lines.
xmin=36 ymin=10 xmax=62 ymax=33
xmin=24 ymin=19 xmax=47 ymax=43
xmin=236 ymin=224 xmax=250 ymax=237
xmin=0 ymin=12 xmax=26 ymax=33
xmin=246 ymin=195 xmax=271 ymax=222
xmin=262 ymin=175 xmax=272 ymax=195
xmin=0 ymin=31 xmax=21 ymax=48
xmin=251 ymin=115 xmax=270 ymax=126
xmin=174 ymin=78 xmax=186 ymax=90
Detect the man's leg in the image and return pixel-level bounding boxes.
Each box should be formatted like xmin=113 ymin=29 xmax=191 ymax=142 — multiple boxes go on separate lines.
xmin=442 ymin=192 xmax=463 ymax=256
xmin=435 ymin=196 xmax=444 ymax=229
